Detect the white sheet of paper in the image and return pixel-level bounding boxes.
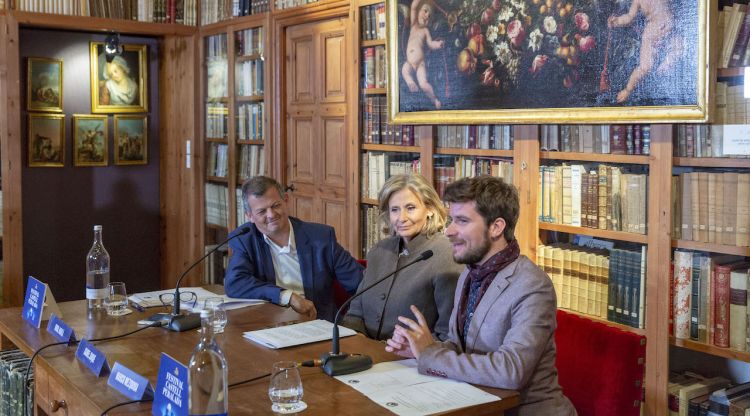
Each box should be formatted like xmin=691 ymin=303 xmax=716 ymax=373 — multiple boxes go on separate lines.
xmin=335 ymin=360 xmax=500 ymax=416
xmin=243 ymin=319 xmax=356 ymax=349
xmin=722 ymin=125 xmax=750 ymax=155
xmin=129 ymin=287 xmax=225 ymax=308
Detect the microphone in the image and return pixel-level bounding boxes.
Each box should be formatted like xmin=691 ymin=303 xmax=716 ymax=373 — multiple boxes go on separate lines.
xmin=320 ymin=249 xmax=434 ymax=376
xmin=167 ymin=226 xmax=251 ymax=331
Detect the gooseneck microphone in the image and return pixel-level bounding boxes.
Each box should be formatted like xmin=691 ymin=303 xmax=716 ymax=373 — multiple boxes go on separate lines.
xmin=320 ymin=249 xmax=434 ymax=376
xmin=167 ymin=226 xmax=251 ymax=331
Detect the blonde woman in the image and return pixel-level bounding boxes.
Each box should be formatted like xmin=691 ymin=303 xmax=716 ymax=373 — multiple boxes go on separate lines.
xmin=343 ymin=174 xmax=462 ymax=340
xmin=100 ymin=56 xmax=138 ymax=106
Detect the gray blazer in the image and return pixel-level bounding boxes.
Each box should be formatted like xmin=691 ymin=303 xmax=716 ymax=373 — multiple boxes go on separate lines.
xmin=342 ymin=233 xmax=462 ymax=340
xmin=418 ymin=255 xmax=577 ymax=416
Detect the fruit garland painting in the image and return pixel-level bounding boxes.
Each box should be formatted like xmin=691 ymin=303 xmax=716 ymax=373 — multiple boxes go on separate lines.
xmin=391 ymin=0 xmax=704 ymax=122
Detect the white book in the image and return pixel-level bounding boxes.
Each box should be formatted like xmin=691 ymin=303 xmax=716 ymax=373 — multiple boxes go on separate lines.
xmin=570 ymin=165 xmax=583 ymax=227
xmin=730 ymin=268 xmax=748 ymax=351
xmin=243 ymin=319 xmax=356 ymax=349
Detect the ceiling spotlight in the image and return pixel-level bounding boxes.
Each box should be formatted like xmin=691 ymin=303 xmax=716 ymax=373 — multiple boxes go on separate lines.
xmin=104 ymin=33 xmax=123 ymax=62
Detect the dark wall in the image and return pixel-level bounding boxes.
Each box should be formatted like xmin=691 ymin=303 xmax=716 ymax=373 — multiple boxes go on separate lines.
xmin=20 ymin=29 xmax=161 ymax=302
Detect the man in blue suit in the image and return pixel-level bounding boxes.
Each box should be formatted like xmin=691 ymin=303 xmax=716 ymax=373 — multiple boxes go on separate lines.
xmin=224 ymin=176 xmax=363 ymax=322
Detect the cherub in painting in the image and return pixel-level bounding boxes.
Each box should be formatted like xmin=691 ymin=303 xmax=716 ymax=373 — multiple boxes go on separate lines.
xmin=402 ymin=0 xmax=444 ymax=109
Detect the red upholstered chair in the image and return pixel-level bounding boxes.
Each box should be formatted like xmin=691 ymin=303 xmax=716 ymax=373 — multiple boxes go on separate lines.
xmin=555 ymin=310 xmax=646 ymax=416
xmin=333 ymin=259 xmax=367 ymax=309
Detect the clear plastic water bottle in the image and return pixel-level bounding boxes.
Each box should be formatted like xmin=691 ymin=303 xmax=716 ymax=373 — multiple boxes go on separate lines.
xmin=189 ymin=309 xmax=228 ymax=415
xmin=86 ymin=225 xmax=110 ymax=309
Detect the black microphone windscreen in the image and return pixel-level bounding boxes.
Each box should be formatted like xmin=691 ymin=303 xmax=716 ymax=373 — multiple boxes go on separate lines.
xmin=420 ymin=250 xmax=434 ymax=260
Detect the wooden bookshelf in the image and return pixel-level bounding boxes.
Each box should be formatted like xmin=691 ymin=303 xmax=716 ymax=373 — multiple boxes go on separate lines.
xmin=9 ymin=10 xmax=196 ymax=35
xmin=540 ymin=151 xmax=650 ymax=165
xmin=236 ymin=53 xmax=264 ymax=62
xmin=435 ymin=148 xmax=513 ymax=158
xmin=206 ymin=137 xmax=228 ymax=143
xmin=361 ymin=197 xmax=378 ymax=205
xmin=361 ymin=143 xmax=421 ymax=153
xmin=206 ymin=176 xmax=229 ymax=183
xmin=362 ymin=88 xmax=386 ymax=95
xmin=362 ymin=39 xmax=385 ymax=47
xmin=673 ymin=157 xmax=750 ymax=168
xmin=237 ymin=139 xmax=265 ymax=145
xmin=671 ymin=337 xmax=750 ymax=362
xmin=236 ymin=95 xmax=264 ymax=102
xmin=538 ymin=222 xmax=649 ymax=244
xmin=717 ymin=67 xmax=746 ymax=78
xmin=671 ymin=239 xmax=750 ymax=257
xmin=205 ymin=222 xmax=228 ymax=231
xmin=563 ymin=309 xmax=646 ymax=336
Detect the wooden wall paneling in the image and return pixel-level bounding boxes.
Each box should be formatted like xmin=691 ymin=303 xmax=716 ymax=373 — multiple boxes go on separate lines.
xmin=159 ymin=34 xmax=201 ymax=289
xmin=345 ymin=5 xmax=359 ymax=256
xmin=417 ymin=125 xmax=434 ymax=184
xmin=512 ymin=125 xmax=540 ymax=259
xmin=0 ymin=14 xmax=24 ymax=306
xmin=645 ymin=124 xmax=673 ymax=416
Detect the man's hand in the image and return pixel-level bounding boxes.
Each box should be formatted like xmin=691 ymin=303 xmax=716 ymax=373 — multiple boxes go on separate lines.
xmin=289 ymin=293 xmax=317 ymax=319
xmin=393 ymin=305 xmax=435 ymax=359
xmin=385 ymin=327 xmax=415 ymax=358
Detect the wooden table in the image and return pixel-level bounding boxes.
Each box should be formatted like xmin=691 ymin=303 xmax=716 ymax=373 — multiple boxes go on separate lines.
xmin=0 ymin=300 xmax=519 ymax=415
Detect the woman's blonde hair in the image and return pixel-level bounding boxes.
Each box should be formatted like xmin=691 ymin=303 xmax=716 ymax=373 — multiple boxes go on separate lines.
xmin=377 ymin=173 xmax=447 ymax=237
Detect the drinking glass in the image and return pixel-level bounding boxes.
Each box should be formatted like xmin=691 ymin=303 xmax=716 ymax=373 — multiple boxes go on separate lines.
xmin=105 ymin=282 xmax=128 ymax=316
xmin=204 ymin=297 xmax=227 ymax=333
xmin=268 ymin=361 xmax=306 ymax=413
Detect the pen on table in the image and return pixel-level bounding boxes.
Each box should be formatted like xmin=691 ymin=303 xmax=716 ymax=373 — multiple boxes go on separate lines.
xmin=131 ymin=302 xmax=145 ymax=312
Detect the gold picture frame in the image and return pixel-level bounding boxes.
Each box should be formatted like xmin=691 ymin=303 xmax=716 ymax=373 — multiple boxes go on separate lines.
xmin=114 ymin=115 xmax=148 ymax=165
xmin=90 ymin=42 xmax=148 ymax=113
xmin=73 ymin=115 xmax=108 ymax=167
xmin=27 ymin=57 xmax=63 ymax=112
xmin=387 ymin=0 xmax=713 ymax=124
xmin=28 ymin=113 xmax=65 ymax=167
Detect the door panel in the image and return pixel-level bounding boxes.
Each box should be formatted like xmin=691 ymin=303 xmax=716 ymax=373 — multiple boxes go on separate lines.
xmin=285 ymin=17 xmax=353 ymax=251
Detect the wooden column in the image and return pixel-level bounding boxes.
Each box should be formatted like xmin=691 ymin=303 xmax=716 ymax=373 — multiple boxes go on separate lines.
xmin=513 ymin=125 xmax=540 ymax=259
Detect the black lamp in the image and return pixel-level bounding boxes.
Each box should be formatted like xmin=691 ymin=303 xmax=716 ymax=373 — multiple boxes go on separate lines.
xmin=104 ymin=33 xmax=123 ymax=63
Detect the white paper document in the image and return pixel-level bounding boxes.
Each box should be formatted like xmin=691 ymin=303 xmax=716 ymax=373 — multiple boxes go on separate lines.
xmin=335 ymin=360 xmax=501 ymax=416
xmin=242 ymin=319 xmax=356 ymax=349
xmin=129 ymin=288 xmax=264 ymax=311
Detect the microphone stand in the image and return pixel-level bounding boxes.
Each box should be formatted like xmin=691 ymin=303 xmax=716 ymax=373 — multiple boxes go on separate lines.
xmin=166 ymin=227 xmax=250 ymax=331
xmin=320 ymin=250 xmax=433 ymax=376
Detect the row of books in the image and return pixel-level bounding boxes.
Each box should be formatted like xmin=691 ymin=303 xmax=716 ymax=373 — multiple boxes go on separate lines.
xmin=537 ymin=244 xmax=646 ymax=329
xmin=235 ymin=59 xmax=264 ymax=97
xmin=0 ymin=349 xmax=33 ymax=416
xmin=360 ymin=3 xmax=385 ymax=41
xmin=672 ymin=250 xmax=750 ymax=352
xmin=206 ymin=143 xmax=228 ymax=177
xmin=13 ymin=0 xmax=197 ymax=25
xmin=671 ymin=172 xmax=750 ymax=247
xmin=237 ymin=102 xmax=264 ymax=141
xmin=434 ymin=156 xmax=513 ymax=198
xmin=235 ymin=27 xmax=264 ymax=57
xmin=718 ymin=2 xmax=750 ymax=68
xmin=230 ymin=0 xmax=269 ymax=18
xmin=274 ymin=0 xmax=317 ymax=11
xmin=205 ymin=103 xmax=228 ymax=139
xmin=362 ymin=45 xmax=386 ymax=89
xmin=360 ymin=205 xmax=385 ymax=258
xmin=436 ymin=125 xmax=514 ymax=150
xmin=540 ymin=124 xmax=651 ymax=155
xmin=361 ymin=96 xmax=419 ymax=146
xmin=205 ymin=182 xmax=229 ymax=227
xmin=237 ymin=144 xmax=265 ymax=181
xmin=235 ymin=188 xmax=244 ymax=229
xmin=203 ymin=244 xmax=229 ymax=285
xmin=674 ymin=125 xmax=725 ymax=158
xmin=667 ymin=372 xmax=730 ymax=416
xmin=715 ymin=82 xmax=750 ymax=126
xmin=361 ymin=152 xmax=421 ymax=200
xmin=538 ymin=164 xmax=648 ymax=235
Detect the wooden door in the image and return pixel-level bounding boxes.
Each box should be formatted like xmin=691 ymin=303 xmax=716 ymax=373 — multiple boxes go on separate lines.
xmin=285 ymin=17 xmax=352 ymax=250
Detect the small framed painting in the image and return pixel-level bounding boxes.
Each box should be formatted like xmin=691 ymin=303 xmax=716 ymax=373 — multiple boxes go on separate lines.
xmin=28 ymin=113 xmax=65 ymax=167
xmin=73 ymin=115 xmax=108 ymax=167
xmin=114 ymin=115 xmax=148 ymax=165
xmin=27 ymin=57 xmax=63 ymax=112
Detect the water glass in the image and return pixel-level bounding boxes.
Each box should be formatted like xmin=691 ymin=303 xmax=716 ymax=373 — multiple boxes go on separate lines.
xmin=105 ymin=282 xmax=128 ymax=316
xmin=204 ymin=297 xmax=227 ymax=333
xmin=268 ymin=361 xmax=306 ymax=413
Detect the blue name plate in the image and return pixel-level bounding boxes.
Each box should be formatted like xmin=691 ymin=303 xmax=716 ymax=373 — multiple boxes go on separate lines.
xmin=46 ymin=314 xmax=76 ymax=343
xmin=152 ymin=353 xmax=188 ymax=416
xmin=22 ymin=276 xmax=45 ymax=328
xmin=75 ymin=339 xmax=110 ymax=377
xmin=107 ymin=362 xmax=154 ymax=401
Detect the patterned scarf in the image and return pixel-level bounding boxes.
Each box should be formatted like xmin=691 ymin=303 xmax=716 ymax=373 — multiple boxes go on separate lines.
xmin=457 ymin=239 xmax=520 ymax=348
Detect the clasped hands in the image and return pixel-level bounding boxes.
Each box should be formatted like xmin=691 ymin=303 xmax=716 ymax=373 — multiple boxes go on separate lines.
xmin=385 ymin=305 xmax=436 ymax=359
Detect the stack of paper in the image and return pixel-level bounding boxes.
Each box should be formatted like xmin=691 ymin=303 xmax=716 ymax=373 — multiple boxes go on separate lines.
xmin=129 ymin=287 xmax=265 ymax=311
xmin=243 ymin=319 xmax=356 ymax=349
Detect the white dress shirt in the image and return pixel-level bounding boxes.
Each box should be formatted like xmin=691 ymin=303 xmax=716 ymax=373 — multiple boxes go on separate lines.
xmin=263 ymin=220 xmax=304 ymax=305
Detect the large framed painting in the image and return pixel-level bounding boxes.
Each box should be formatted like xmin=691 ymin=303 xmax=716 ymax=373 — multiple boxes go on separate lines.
xmin=387 ymin=0 xmax=712 ymax=124
xmin=114 ymin=115 xmax=148 ymax=165
xmin=73 ymin=115 xmax=108 ymax=167
xmin=28 ymin=113 xmax=65 ymax=167
xmin=27 ymin=57 xmax=63 ymax=112
xmin=90 ymin=42 xmax=148 ymax=113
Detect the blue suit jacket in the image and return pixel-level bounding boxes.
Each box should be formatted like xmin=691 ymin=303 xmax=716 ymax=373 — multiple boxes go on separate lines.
xmin=224 ymin=217 xmax=363 ymax=321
